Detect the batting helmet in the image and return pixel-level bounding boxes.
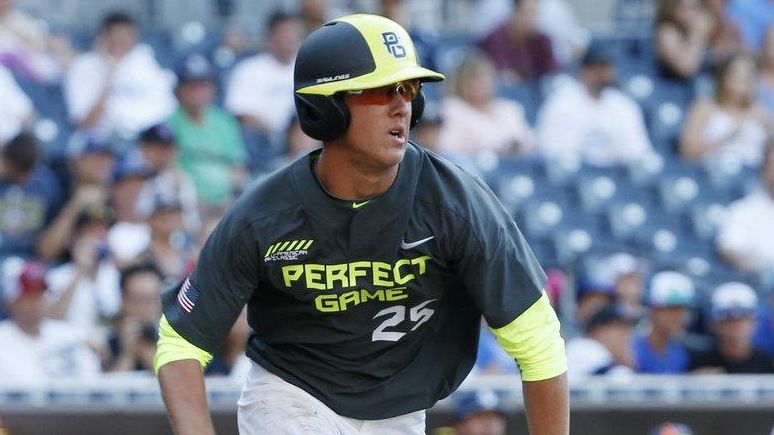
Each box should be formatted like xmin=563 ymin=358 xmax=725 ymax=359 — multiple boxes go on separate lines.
xmin=294 ymin=14 xmax=444 ymax=141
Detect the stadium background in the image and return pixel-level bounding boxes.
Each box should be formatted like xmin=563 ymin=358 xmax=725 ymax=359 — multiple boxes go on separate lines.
xmin=0 ymin=0 xmax=772 ymax=434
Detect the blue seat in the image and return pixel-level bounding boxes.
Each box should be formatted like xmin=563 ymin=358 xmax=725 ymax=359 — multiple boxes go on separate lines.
xmin=689 ymin=200 xmax=728 ymax=242
xmin=496 ymin=80 xmax=542 ymax=125
xmin=606 ymin=196 xmax=680 ymax=243
xmin=574 ymin=165 xmax=652 ymax=217
xmin=657 ymin=171 xmax=731 ymax=217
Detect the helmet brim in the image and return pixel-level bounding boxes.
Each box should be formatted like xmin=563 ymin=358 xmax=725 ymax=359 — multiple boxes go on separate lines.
xmin=296 ymin=65 xmax=444 ymax=96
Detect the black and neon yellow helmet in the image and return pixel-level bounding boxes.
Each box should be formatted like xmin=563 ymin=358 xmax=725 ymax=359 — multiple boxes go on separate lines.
xmin=294 ymin=14 xmax=445 ymax=141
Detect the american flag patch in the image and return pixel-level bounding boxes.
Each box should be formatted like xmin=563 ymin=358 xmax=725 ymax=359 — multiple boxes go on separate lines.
xmin=176 ymin=277 xmax=200 ymax=314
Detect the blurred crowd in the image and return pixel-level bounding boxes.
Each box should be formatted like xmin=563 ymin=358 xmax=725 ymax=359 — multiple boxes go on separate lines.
xmin=0 ymin=0 xmax=774 ymax=433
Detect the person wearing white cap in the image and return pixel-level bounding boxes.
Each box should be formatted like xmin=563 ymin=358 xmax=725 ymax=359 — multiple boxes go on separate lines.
xmin=632 ymin=271 xmax=695 ymax=374
xmin=688 ymin=282 xmax=774 ymax=373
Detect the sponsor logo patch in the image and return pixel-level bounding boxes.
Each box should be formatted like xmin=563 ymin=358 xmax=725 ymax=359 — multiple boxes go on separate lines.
xmin=265 ymin=239 xmax=314 ymax=262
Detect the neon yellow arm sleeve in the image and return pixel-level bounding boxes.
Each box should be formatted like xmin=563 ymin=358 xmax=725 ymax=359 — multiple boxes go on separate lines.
xmin=489 ymin=291 xmax=567 ymax=381
xmin=153 ymin=314 xmax=213 ymax=375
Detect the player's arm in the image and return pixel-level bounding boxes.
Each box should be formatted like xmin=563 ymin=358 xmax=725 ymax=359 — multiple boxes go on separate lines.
xmin=154 ymin=200 xmax=259 ymax=434
xmin=155 ymin=315 xmax=216 ymax=435
xmin=158 ymin=360 xmax=214 ymax=435
xmin=491 ymin=292 xmax=569 ymax=435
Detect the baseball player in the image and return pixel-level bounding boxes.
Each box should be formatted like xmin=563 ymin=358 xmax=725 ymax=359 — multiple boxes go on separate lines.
xmin=155 ymin=14 xmax=568 ymax=435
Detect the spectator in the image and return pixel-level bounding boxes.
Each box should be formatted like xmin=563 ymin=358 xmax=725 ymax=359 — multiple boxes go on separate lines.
xmin=477 ymin=0 xmax=558 ymax=83
xmin=225 ymin=12 xmax=303 ymax=138
xmin=536 ymin=45 xmax=655 ymax=167
xmin=63 ymin=11 xmax=175 ymax=135
xmin=136 ymin=123 xmax=199 ymax=236
xmin=654 ymin=0 xmax=714 ymax=81
xmin=689 ymin=282 xmax=774 ymax=373
xmin=0 ymin=63 xmax=33 ymax=144
xmin=703 ymin=0 xmax=746 ymax=62
xmin=0 ymin=131 xmax=64 ymax=260
xmin=0 ymin=257 xmax=101 ymax=382
xmin=106 ymin=154 xmax=152 ymax=266
xmin=754 ymin=292 xmax=774 ymax=356
xmin=453 ymin=390 xmax=508 ymax=435
xmin=715 ymin=141 xmax=774 ymax=273
xmin=437 ymin=51 xmax=534 ymax=158
xmin=169 ymin=54 xmax=247 ymax=211
xmin=105 ymin=263 xmax=163 ymax=373
xmin=566 ymin=304 xmax=638 ymax=382
xmin=133 ymin=197 xmax=194 ymax=287
xmin=46 ymin=203 xmax=121 ymax=332
xmin=297 ymin=0 xmax=349 ymax=35
xmin=378 ymin=0 xmax=439 ymax=71
xmin=680 ymin=54 xmax=770 ymax=166
xmin=757 ymin=26 xmax=774 ymax=115
xmin=632 ymin=271 xmax=695 ymax=373
xmin=648 ymin=422 xmax=695 ymax=435
xmin=607 ymin=253 xmax=647 ymax=316
xmin=36 ymin=134 xmax=114 ymax=261
xmin=728 ymin=0 xmax=774 ymax=51
xmin=573 ymin=266 xmax=616 ymax=334
xmin=537 ymin=0 xmax=591 ymax=67
xmin=0 ymin=0 xmax=73 ymax=82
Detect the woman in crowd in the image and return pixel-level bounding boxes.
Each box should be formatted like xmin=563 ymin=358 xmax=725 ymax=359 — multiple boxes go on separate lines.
xmin=680 ymin=54 xmax=771 ymax=166
xmin=437 ymin=51 xmax=534 ymax=158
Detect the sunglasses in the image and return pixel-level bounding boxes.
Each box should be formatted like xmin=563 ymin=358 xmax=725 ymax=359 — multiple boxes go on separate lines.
xmin=345 ymin=80 xmax=421 ymax=105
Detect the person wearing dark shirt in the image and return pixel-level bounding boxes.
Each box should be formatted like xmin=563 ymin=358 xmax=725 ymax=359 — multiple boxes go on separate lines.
xmin=477 ymin=0 xmax=558 ymax=83
xmin=0 ymin=132 xmax=64 ymax=260
xmin=689 ymin=282 xmax=774 ymax=373
xmin=154 ymin=14 xmax=568 ymax=435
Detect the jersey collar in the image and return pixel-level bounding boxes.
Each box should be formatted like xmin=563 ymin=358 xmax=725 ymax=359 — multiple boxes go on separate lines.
xmin=291 ymin=142 xmax=422 ymax=225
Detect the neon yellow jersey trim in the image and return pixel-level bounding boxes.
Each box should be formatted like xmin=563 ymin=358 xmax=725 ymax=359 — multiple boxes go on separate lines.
xmin=153 ymin=314 xmax=213 ymax=374
xmin=490 ymin=291 xmax=567 ymax=382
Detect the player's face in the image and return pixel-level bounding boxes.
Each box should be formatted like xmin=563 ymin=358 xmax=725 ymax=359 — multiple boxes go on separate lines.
xmin=342 ymin=80 xmax=416 ymax=171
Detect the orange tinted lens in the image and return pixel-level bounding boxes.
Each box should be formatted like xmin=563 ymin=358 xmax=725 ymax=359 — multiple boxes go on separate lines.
xmin=348 ymin=81 xmax=420 ymax=105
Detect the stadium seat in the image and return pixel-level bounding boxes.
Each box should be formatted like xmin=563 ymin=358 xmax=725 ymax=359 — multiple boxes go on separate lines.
xmin=574 ymin=165 xmax=648 ymax=216
xmin=657 ymin=171 xmax=730 ymax=217
xmin=688 ymin=200 xmax=728 ymax=242
xmin=701 ymin=156 xmax=761 ymax=200
xmin=496 ymin=80 xmax=542 ymax=125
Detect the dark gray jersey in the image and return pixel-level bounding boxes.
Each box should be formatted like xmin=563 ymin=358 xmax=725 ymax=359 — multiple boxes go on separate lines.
xmin=162 ymin=142 xmax=546 ymax=419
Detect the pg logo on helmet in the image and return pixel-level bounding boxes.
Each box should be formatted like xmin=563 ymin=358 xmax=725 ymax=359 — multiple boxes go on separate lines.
xmin=381 ymin=32 xmax=406 ymax=58
xmin=293 ymin=14 xmax=444 ymax=141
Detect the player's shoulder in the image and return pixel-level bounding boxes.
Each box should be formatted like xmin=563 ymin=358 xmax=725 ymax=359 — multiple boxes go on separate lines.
xmin=220 ymin=158 xmax=306 ymax=230
xmin=414 ymin=144 xmax=500 ymax=216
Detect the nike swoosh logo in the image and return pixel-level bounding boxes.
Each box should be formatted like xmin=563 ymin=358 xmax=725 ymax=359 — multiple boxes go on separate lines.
xmin=352 ymin=200 xmax=370 ymax=209
xmin=400 ymin=236 xmax=435 ymax=250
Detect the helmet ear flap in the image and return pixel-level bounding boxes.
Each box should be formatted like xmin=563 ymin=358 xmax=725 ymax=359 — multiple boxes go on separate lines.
xmin=294 ymin=93 xmax=350 ymax=141
xmin=409 ymin=90 xmax=425 ymax=130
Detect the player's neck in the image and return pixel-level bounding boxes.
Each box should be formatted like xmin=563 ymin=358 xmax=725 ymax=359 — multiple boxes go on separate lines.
xmin=314 ymin=148 xmax=398 ymax=201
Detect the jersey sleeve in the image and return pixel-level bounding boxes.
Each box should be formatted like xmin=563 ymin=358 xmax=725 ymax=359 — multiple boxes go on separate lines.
xmin=453 ymin=176 xmax=547 ymax=328
xmin=160 ymin=207 xmax=259 ymax=353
